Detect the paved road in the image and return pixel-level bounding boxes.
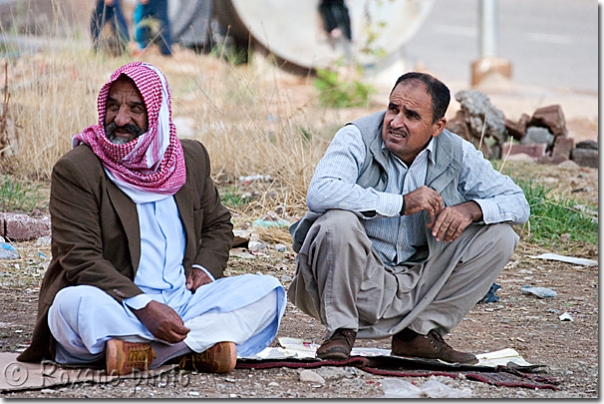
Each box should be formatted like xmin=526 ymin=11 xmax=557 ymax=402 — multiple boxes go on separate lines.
xmin=404 ymin=0 xmax=598 ymax=93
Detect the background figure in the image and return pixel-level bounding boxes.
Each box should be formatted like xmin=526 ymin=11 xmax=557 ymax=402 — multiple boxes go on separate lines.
xmin=133 ymin=0 xmax=172 ymax=56
xmin=90 ymin=0 xmax=130 ymax=55
xmin=319 ymin=0 xmax=351 ymax=41
xmin=318 ymin=0 xmax=353 ymax=63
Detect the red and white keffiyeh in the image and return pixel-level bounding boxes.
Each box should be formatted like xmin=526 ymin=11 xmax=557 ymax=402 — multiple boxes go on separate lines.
xmin=73 ymin=62 xmax=186 ymax=203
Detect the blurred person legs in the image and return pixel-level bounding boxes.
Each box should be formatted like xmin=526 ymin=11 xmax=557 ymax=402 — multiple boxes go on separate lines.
xmin=90 ymin=0 xmax=130 ymax=54
xmin=133 ymin=0 xmax=172 ymax=56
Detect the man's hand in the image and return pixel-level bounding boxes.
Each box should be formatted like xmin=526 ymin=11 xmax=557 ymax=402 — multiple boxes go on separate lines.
xmin=132 ymin=300 xmax=190 ymax=343
xmin=186 ymin=267 xmax=213 ymax=292
xmin=105 ymin=0 xmax=115 ymax=6
xmin=427 ymin=201 xmax=483 ymax=243
xmin=402 ymin=186 xmax=444 ymax=222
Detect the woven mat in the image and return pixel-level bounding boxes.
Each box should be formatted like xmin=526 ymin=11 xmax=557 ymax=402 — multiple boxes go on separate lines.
xmin=236 ymin=355 xmax=560 ymax=390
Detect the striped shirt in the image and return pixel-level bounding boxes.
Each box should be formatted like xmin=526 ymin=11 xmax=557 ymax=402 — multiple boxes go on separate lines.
xmin=306 ymin=124 xmax=530 ymax=266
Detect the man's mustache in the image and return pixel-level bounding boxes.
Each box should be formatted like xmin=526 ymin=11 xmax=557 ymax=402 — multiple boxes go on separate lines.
xmin=388 ymin=125 xmax=407 ymax=137
xmin=105 ymin=122 xmax=144 ymax=143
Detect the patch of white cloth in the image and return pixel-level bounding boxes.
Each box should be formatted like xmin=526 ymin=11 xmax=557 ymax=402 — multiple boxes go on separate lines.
xmin=49 ymin=279 xmax=284 ymax=364
xmin=48 ymin=196 xmax=285 ymax=364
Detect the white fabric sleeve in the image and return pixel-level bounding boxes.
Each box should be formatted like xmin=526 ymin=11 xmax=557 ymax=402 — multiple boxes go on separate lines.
xmin=123 ymin=293 xmax=153 ymax=310
xmin=192 ymin=264 xmax=215 ymax=281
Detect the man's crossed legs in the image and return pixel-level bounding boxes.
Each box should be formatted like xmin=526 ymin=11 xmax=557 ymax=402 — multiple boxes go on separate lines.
xmin=49 ymin=274 xmax=285 ymax=375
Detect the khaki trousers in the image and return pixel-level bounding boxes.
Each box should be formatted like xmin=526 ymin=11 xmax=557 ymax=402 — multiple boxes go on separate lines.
xmin=288 ymin=210 xmax=518 ymax=340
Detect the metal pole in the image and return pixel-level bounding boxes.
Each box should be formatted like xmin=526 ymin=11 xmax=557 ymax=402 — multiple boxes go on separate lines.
xmin=479 ymin=0 xmax=497 ymax=57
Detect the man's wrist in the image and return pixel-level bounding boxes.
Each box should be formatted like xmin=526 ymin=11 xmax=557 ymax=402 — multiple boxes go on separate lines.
xmin=467 ymin=201 xmax=483 ymax=222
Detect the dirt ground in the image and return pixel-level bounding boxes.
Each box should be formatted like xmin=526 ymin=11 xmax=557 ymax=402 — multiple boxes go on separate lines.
xmin=0 ymin=156 xmax=598 ymax=399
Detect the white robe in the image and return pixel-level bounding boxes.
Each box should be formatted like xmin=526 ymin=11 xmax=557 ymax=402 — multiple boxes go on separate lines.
xmin=48 ymin=196 xmax=285 ymax=364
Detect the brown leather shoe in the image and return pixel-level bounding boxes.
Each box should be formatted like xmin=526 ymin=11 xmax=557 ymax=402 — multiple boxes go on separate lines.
xmin=316 ymin=328 xmax=356 ymax=360
xmin=391 ymin=330 xmax=478 ymax=364
xmin=179 ymin=341 xmax=237 ymax=374
xmin=106 ymin=339 xmax=156 ymax=376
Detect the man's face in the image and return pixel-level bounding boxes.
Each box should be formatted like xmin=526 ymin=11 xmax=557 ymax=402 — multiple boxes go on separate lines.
xmin=104 ymin=77 xmax=148 ymax=145
xmin=381 ymin=80 xmax=446 ymax=165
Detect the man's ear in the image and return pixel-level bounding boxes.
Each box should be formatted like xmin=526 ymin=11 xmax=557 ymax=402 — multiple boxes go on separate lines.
xmin=431 ymin=117 xmax=447 ymax=138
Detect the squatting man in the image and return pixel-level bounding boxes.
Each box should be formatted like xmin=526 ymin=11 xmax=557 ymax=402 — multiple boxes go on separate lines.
xmin=17 ymin=62 xmax=286 ymax=375
xmin=289 ymin=72 xmax=530 ymax=364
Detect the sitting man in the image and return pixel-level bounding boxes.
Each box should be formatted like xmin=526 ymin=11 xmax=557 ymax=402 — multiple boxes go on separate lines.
xmin=288 ymin=72 xmax=529 ymax=364
xmin=17 ymin=62 xmax=285 ymax=376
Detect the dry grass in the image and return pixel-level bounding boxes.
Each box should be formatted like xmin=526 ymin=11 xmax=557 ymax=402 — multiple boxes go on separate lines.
xmin=0 ymin=10 xmax=348 ymax=216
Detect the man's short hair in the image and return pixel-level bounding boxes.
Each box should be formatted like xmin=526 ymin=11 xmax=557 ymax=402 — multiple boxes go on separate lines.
xmin=391 ymin=72 xmax=451 ymax=123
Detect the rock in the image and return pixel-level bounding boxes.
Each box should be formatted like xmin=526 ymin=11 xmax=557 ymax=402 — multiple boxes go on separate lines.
xmin=446 ymin=110 xmax=471 ymax=141
xmin=315 ymin=366 xmax=355 ymax=380
xmin=299 ymin=370 xmax=325 ymax=384
xmin=571 ymin=148 xmax=598 ymax=168
xmin=267 ymin=382 xmax=279 ymax=387
xmin=521 ymin=127 xmax=554 ymax=147
xmin=557 ymin=160 xmax=580 ymax=169
xmin=0 ymin=213 xmax=51 ymax=241
xmin=504 ymin=113 xmax=530 ymax=140
xmin=275 ymin=244 xmax=287 ymax=252
xmin=528 ymin=105 xmax=568 ymax=137
xmin=575 ymin=140 xmax=598 ymax=150
xmin=452 ymin=90 xmax=507 ymax=159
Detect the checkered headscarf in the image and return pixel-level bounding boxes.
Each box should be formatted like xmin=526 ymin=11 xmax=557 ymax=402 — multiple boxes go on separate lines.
xmin=73 ymin=62 xmax=186 ymax=203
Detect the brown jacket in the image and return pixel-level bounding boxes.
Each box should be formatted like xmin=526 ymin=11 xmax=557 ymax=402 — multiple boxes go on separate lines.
xmin=18 ymin=139 xmax=234 ymax=362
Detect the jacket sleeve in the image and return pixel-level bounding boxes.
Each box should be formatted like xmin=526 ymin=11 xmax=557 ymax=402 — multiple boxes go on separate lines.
xmin=49 ymin=154 xmax=143 ymax=302
xmin=191 ymin=141 xmax=233 ymax=279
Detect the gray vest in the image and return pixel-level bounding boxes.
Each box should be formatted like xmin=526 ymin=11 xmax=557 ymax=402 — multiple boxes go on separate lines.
xmin=290 ymin=110 xmax=465 ymax=262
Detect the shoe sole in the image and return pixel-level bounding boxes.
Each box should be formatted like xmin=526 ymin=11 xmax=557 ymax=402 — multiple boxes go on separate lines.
xmin=106 ymin=340 xmax=119 ymax=375
xmin=182 ymin=341 xmax=237 ymax=374
xmin=212 ymin=341 xmax=237 ymax=373
xmin=317 ymin=351 xmax=350 ymax=360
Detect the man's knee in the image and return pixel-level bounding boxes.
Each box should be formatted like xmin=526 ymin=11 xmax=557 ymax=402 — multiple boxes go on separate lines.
xmin=311 ymin=209 xmax=364 ymax=238
xmin=487 ymin=223 xmax=519 ymax=257
xmin=50 ymin=285 xmax=112 ymax=324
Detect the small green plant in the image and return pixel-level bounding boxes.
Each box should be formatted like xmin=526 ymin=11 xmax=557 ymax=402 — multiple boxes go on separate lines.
xmin=314 ymin=68 xmax=375 ymax=108
xmin=515 ymin=177 xmax=598 ymax=246
xmin=0 ymin=176 xmax=43 ymax=213
xmin=220 ymin=189 xmax=247 ymax=208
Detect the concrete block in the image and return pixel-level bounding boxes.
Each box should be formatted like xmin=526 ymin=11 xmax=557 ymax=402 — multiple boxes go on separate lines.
xmin=0 ymin=213 xmax=51 ymax=241
xmin=502 ymin=142 xmax=546 ymax=158
xmin=470 ymin=57 xmax=512 ymax=87
xmin=551 ymin=136 xmax=575 ymax=159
